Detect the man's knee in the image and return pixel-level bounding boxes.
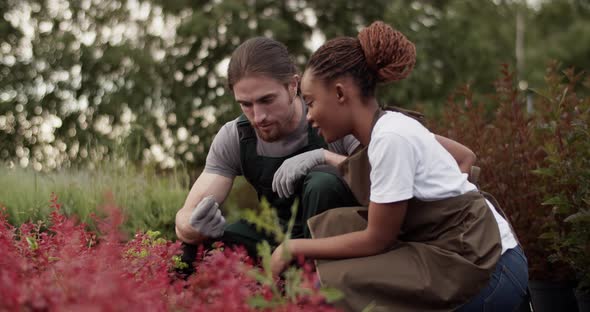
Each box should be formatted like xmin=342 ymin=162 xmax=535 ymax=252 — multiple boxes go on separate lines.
xmin=302 ymin=170 xmax=346 ymax=197
xmin=299 ymin=170 xmax=358 ymax=238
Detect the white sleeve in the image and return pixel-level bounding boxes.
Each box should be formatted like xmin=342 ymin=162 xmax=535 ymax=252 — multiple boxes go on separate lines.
xmin=369 ymin=132 xmax=416 ymax=203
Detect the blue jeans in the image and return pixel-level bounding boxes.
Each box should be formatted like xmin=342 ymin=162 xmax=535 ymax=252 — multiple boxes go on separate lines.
xmin=458 ymin=246 xmax=529 ymax=312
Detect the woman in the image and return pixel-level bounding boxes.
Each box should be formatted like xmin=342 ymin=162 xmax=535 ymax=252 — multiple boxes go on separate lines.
xmin=270 ymin=21 xmax=528 ymax=311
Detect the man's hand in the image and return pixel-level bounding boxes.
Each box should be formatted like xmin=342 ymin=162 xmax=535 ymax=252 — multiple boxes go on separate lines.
xmin=272 ymin=149 xmax=325 ymax=198
xmin=189 ymin=195 xmax=226 ymax=239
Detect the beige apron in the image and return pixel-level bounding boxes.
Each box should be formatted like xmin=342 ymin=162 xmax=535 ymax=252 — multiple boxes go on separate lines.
xmin=307 ymin=112 xmax=502 ymax=312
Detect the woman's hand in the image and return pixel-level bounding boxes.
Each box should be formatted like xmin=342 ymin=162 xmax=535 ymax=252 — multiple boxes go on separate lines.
xmin=271 ymin=243 xmax=293 ymax=278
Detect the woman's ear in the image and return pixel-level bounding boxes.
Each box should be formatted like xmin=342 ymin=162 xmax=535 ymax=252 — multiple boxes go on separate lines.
xmin=335 ymin=83 xmax=346 ymax=104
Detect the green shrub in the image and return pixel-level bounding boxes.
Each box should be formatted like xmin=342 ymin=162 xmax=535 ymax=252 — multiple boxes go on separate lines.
xmin=534 ymin=67 xmax=590 ymax=291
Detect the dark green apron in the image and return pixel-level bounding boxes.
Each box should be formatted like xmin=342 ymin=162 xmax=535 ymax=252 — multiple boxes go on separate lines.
xmin=219 ymin=114 xmax=327 ymax=257
xmin=237 ymin=114 xmax=327 ymax=226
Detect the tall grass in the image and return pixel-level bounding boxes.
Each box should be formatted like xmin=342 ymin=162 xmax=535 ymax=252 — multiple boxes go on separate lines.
xmin=0 ymin=161 xmax=259 ymax=240
xmin=0 ymin=162 xmax=187 ymax=239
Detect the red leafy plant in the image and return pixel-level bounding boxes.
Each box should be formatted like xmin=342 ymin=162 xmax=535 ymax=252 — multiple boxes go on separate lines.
xmin=0 ymin=193 xmax=341 ymax=311
xmin=432 ymin=62 xmax=588 ymax=282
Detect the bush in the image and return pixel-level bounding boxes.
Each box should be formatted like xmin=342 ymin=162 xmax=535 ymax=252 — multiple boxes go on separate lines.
xmin=0 ymin=194 xmax=341 ymax=311
xmin=432 ymin=62 xmax=588 ymax=281
xmin=534 ymin=67 xmax=590 ymax=291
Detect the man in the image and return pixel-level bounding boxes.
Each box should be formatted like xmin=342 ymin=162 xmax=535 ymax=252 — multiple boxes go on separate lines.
xmin=175 ymin=37 xmax=360 ymax=270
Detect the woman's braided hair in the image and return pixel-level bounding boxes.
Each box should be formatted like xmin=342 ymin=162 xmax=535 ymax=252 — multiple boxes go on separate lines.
xmin=307 ymin=21 xmax=416 ymax=97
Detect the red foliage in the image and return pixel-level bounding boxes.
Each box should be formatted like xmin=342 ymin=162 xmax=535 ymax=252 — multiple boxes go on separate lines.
xmin=0 ymin=194 xmax=340 ymax=311
xmin=432 ymin=63 xmax=588 ymax=281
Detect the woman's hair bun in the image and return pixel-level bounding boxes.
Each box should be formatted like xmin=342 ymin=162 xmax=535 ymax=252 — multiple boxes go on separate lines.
xmin=358 ymin=21 xmax=416 ymax=83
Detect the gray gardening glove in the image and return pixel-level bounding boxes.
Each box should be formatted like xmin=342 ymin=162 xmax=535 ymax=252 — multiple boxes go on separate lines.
xmin=272 ymin=149 xmax=325 ymax=199
xmin=189 ymin=195 xmax=226 ymax=239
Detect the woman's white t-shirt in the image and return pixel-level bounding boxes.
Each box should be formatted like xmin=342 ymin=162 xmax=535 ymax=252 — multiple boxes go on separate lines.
xmin=368 ymin=111 xmax=517 ymax=254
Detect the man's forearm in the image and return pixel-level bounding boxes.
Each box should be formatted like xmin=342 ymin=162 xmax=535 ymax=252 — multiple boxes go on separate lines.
xmin=175 ymin=208 xmax=207 ymax=244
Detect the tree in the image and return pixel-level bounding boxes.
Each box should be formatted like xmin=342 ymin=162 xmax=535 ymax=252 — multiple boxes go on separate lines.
xmin=1 ymin=0 xmax=588 ymax=174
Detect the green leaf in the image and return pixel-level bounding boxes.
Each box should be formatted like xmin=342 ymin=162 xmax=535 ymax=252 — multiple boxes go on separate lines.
xmin=26 ymin=236 xmax=38 ymax=251
xmin=361 ymin=301 xmax=377 ymax=312
xmin=532 ymin=167 xmax=554 ymax=177
xmin=528 ymin=88 xmax=551 ymax=101
xmin=319 ymin=287 xmax=344 ymax=303
xmin=539 ymin=232 xmax=557 ymax=240
xmin=284 ymin=199 xmax=299 ymax=240
xmin=247 ymin=295 xmax=272 ymax=309
xmin=172 ymin=255 xmax=188 ymax=270
xmin=284 ymin=266 xmax=307 ymax=301
xmin=547 ymin=254 xmax=561 ymax=263
xmin=243 ymin=197 xmax=284 ymax=242
xmin=256 ymin=241 xmax=273 ymax=281
xmin=542 ymin=196 xmax=566 ymax=208
xmin=557 ymin=87 xmax=569 ymax=108
xmin=564 ymin=210 xmax=590 ymax=223
xmin=248 ymin=269 xmax=272 ymax=285
xmin=146 ymin=230 xmax=161 ymax=239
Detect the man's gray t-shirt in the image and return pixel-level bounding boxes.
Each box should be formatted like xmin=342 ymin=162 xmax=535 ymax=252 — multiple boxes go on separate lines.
xmin=204 ymin=104 xmax=360 ymax=178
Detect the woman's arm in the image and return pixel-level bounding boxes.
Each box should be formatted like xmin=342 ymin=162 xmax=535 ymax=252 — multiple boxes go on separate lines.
xmin=435 ymin=135 xmax=476 ymax=174
xmin=271 ymin=200 xmax=407 ymax=276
